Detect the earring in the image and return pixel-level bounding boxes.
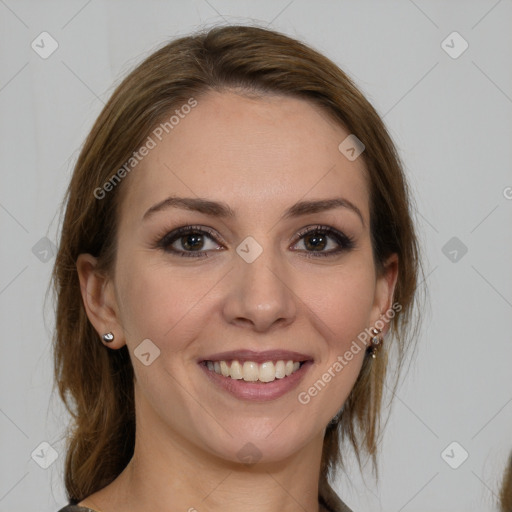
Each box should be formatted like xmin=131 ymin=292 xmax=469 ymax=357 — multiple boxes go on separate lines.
xmin=368 ymin=327 xmax=383 ymax=359
xmin=102 ymin=332 xmax=114 ymax=343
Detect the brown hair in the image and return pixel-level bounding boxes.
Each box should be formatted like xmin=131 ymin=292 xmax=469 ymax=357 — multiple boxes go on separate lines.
xmin=501 ymin=454 xmax=512 ymax=512
xmin=52 ymin=24 xmax=425 ymax=501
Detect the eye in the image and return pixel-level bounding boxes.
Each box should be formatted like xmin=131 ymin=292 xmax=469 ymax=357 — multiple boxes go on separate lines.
xmin=155 ymin=224 xmax=355 ymax=259
xmin=291 ymin=225 xmax=355 ymax=258
xmin=156 ymin=225 xmax=224 ymax=257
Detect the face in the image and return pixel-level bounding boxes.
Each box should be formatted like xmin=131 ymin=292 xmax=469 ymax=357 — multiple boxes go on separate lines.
xmin=80 ymin=91 xmax=397 ymax=465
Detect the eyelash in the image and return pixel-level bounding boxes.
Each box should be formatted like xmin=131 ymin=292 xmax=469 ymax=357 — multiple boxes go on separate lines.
xmin=154 ymin=224 xmax=355 ymax=259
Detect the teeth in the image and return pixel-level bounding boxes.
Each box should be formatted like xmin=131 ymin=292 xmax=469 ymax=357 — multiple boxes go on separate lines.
xmin=230 ymin=360 xmax=243 ymax=379
xmin=259 ymin=361 xmax=275 ymax=382
xmin=243 ymin=361 xmax=259 ymax=381
xmin=220 ymin=360 xmax=230 ymax=377
xmin=275 ymin=360 xmax=286 ymax=379
xmin=205 ymin=359 xmax=303 ymax=383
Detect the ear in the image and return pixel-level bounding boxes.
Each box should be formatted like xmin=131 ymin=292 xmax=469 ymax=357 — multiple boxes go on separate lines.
xmin=370 ymin=253 xmax=399 ymax=337
xmin=76 ymin=253 xmax=126 ymax=349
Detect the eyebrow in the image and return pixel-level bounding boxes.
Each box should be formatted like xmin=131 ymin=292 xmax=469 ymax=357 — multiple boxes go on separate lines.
xmin=142 ymin=196 xmax=364 ymax=226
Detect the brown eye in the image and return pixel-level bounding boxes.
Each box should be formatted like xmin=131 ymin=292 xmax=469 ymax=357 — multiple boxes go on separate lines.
xmin=157 ymin=226 xmax=224 ymax=257
xmin=303 ymin=232 xmax=329 ymax=251
xmin=292 ymin=225 xmax=355 ymax=258
xmin=179 ymin=232 xmax=206 ymax=251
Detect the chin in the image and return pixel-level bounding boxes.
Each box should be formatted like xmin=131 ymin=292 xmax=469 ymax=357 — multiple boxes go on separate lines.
xmin=198 ymin=421 xmax=314 ymax=466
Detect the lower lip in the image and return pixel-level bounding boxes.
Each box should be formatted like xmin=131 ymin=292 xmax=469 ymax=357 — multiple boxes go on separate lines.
xmin=199 ymin=361 xmax=313 ymax=402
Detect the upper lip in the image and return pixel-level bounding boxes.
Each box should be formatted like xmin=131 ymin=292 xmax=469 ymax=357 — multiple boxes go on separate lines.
xmin=200 ymin=350 xmax=314 ymax=364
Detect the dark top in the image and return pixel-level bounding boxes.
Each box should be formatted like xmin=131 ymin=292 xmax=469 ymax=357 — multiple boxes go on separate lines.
xmin=57 ymin=503 xmax=95 ymax=512
xmin=57 ymin=479 xmax=353 ymax=512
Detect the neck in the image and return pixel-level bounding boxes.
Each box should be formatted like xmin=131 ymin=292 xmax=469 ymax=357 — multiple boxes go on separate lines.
xmin=94 ymin=392 xmax=326 ymax=512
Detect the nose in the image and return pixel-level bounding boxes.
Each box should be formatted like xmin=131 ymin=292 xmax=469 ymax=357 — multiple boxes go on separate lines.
xmin=221 ymin=242 xmax=297 ymax=333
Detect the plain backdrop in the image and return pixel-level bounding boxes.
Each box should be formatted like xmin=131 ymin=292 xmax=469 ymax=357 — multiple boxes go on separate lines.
xmin=1 ymin=1 xmax=511 ymax=511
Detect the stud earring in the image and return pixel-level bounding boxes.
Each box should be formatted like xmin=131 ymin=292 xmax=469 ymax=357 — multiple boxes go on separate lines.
xmin=102 ymin=332 xmax=114 ymax=343
xmin=368 ymin=327 xmax=383 ymax=359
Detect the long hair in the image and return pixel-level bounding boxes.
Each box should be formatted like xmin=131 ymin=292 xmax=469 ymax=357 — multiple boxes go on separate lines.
xmin=51 ymin=24 xmax=424 ymax=501
xmin=501 ymin=454 xmax=512 ymax=512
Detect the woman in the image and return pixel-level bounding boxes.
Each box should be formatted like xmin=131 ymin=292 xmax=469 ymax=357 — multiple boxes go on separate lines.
xmin=52 ymin=24 xmax=422 ymax=512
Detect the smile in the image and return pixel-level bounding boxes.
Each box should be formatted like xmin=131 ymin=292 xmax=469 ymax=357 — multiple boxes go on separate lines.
xmin=199 ymin=359 xmax=313 ymax=402
xmin=203 ymin=359 xmax=303 ymax=383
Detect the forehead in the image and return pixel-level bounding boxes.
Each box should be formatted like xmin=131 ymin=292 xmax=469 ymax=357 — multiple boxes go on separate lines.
xmin=120 ymin=91 xmax=370 ymax=225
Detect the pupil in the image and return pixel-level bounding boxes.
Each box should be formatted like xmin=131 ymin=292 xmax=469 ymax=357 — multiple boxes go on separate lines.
xmin=305 ymin=233 xmax=326 ymax=251
xmin=183 ymin=234 xmax=203 ymax=251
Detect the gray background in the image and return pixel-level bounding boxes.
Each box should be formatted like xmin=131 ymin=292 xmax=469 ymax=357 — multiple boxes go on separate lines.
xmin=1 ymin=1 xmax=511 ymax=511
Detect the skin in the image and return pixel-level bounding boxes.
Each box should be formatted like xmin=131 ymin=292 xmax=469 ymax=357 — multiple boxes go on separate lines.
xmin=76 ymin=91 xmax=398 ymax=512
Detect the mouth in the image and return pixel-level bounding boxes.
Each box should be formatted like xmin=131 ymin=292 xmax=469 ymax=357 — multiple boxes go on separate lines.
xmin=200 ymin=359 xmax=308 ymax=383
xmin=197 ymin=350 xmax=314 ymax=402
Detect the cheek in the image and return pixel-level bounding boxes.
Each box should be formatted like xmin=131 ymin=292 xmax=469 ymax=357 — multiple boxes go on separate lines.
xmin=294 ymin=265 xmax=375 ymax=421
xmin=114 ymin=257 xmax=213 ymax=345
xmin=297 ymin=259 xmax=377 ymax=348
